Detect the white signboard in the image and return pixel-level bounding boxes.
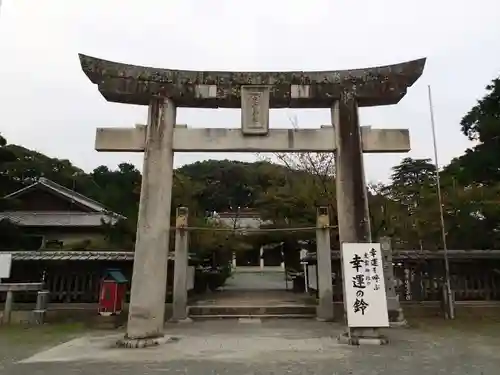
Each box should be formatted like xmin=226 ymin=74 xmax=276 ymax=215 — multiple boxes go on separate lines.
xmin=341 ymin=243 xmax=389 ymax=328
xmin=307 ymin=265 xmax=317 ymax=290
xmin=0 ymin=253 xmax=12 ymax=279
xmin=300 ymin=249 xmax=308 ymax=261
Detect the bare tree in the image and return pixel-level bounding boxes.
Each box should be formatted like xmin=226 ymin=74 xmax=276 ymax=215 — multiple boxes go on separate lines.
xmin=257 ymin=115 xmax=336 ymax=207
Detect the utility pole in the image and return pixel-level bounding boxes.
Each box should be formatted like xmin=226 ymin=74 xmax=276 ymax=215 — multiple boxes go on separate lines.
xmin=427 ymin=85 xmax=455 ymax=319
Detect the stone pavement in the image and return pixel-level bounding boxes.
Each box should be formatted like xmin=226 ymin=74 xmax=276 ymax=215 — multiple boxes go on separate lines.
xmin=3 ymin=318 xmax=500 ymax=375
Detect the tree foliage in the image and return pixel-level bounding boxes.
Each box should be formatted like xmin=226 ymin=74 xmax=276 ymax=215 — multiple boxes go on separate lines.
xmin=445 ymin=78 xmax=500 ymax=186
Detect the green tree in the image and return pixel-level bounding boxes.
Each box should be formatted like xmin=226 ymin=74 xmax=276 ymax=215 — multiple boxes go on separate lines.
xmin=89 ymin=163 xmax=141 ymax=220
xmin=377 ymin=158 xmax=441 ymax=249
xmin=178 ymin=160 xmax=262 ymax=212
xmin=0 ymin=135 xmax=17 ymax=210
xmin=443 ymin=183 xmax=500 ymax=249
xmin=439 ymin=76 xmax=500 ymax=249
xmin=445 ymin=77 xmax=500 ymax=186
xmin=1 ymin=144 xmax=86 ymax=190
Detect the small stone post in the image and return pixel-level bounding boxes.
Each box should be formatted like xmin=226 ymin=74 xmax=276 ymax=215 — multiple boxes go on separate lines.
xmin=259 ymin=246 xmax=265 ymax=271
xmin=32 ymin=290 xmax=50 ymax=324
xmin=232 ymin=252 xmax=237 ymax=269
xmin=171 ymin=207 xmax=191 ymax=323
xmin=3 ymin=290 xmax=13 ymax=324
xmin=315 ymin=206 xmax=334 ymax=321
xmin=380 ymin=237 xmax=406 ymax=326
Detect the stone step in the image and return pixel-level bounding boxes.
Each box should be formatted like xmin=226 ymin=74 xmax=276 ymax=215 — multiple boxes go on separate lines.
xmin=190 ymin=314 xmax=316 ymax=320
xmin=188 ymin=304 xmax=317 ymax=318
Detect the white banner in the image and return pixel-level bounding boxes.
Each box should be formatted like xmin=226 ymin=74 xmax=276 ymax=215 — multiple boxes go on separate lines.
xmin=0 ymin=253 xmax=12 ymax=279
xmin=342 ymin=243 xmax=389 ymax=328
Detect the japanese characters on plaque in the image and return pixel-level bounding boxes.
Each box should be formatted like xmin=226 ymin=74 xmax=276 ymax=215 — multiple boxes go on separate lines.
xmin=341 ymin=243 xmax=389 ymax=328
xmin=248 ymin=93 xmax=261 ymax=127
xmin=240 ymin=85 xmax=270 ymax=135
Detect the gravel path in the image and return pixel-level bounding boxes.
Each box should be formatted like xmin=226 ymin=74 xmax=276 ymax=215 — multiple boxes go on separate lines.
xmin=2 ymin=318 xmax=499 ymax=375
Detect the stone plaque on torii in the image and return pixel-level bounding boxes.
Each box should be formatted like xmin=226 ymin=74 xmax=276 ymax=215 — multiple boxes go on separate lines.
xmin=78 ymin=54 xmax=426 ymax=346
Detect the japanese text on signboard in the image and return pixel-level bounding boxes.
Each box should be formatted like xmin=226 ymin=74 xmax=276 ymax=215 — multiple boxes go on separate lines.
xmin=342 ymin=243 xmax=389 ymax=327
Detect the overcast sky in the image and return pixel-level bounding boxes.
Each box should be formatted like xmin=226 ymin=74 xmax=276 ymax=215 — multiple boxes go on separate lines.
xmin=1 ymin=0 xmax=499 ymax=184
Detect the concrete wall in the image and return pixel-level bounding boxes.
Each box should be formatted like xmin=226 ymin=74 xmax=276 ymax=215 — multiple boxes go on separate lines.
xmin=331 ymin=301 xmax=500 ymax=321
xmin=0 ymin=303 xmax=173 ymax=325
xmin=3 ymin=302 xmax=499 ymax=325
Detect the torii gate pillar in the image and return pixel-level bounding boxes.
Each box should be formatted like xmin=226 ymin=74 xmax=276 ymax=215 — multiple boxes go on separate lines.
xmin=79 ymin=54 xmax=426 ymax=347
xmin=124 ymin=98 xmax=176 ymax=343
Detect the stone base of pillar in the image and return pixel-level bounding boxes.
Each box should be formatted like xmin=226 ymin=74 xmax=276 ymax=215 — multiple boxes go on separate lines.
xmin=337 ymin=328 xmax=389 ymax=346
xmin=389 ymin=307 xmax=408 ymax=327
xmin=115 ymin=334 xmax=176 ymax=349
xmin=387 ymin=296 xmax=407 ymax=326
xmin=31 ymin=310 xmax=46 ymax=325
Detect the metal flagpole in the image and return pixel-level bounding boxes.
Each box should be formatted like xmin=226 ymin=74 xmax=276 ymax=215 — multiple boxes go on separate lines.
xmin=427 ymin=85 xmax=455 ymax=319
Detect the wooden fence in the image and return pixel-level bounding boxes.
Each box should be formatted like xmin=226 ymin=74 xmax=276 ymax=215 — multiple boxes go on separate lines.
xmin=2 ymin=250 xmax=500 ymax=303
xmin=394 ymin=259 xmax=500 ymax=302
xmin=329 ymin=252 xmax=500 ymax=302
xmin=0 ymin=252 xmax=178 ymax=303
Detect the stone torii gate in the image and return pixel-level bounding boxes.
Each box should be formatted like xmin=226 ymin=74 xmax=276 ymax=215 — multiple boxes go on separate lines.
xmin=79 ymin=54 xmax=425 ymax=346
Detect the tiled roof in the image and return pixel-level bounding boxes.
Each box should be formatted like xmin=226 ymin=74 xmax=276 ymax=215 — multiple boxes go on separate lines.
xmin=8 ymin=250 xmax=189 ymax=261
xmin=390 ymin=250 xmax=500 ymax=260
xmin=10 ymin=250 xmax=135 ymax=261
xmin=0 ymin=211 xmax=118 ymax=227
xmin=5 ymin=177 xmax=122 ymax=215
xmin=302 ymin=250 xmax=500 ymax=262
